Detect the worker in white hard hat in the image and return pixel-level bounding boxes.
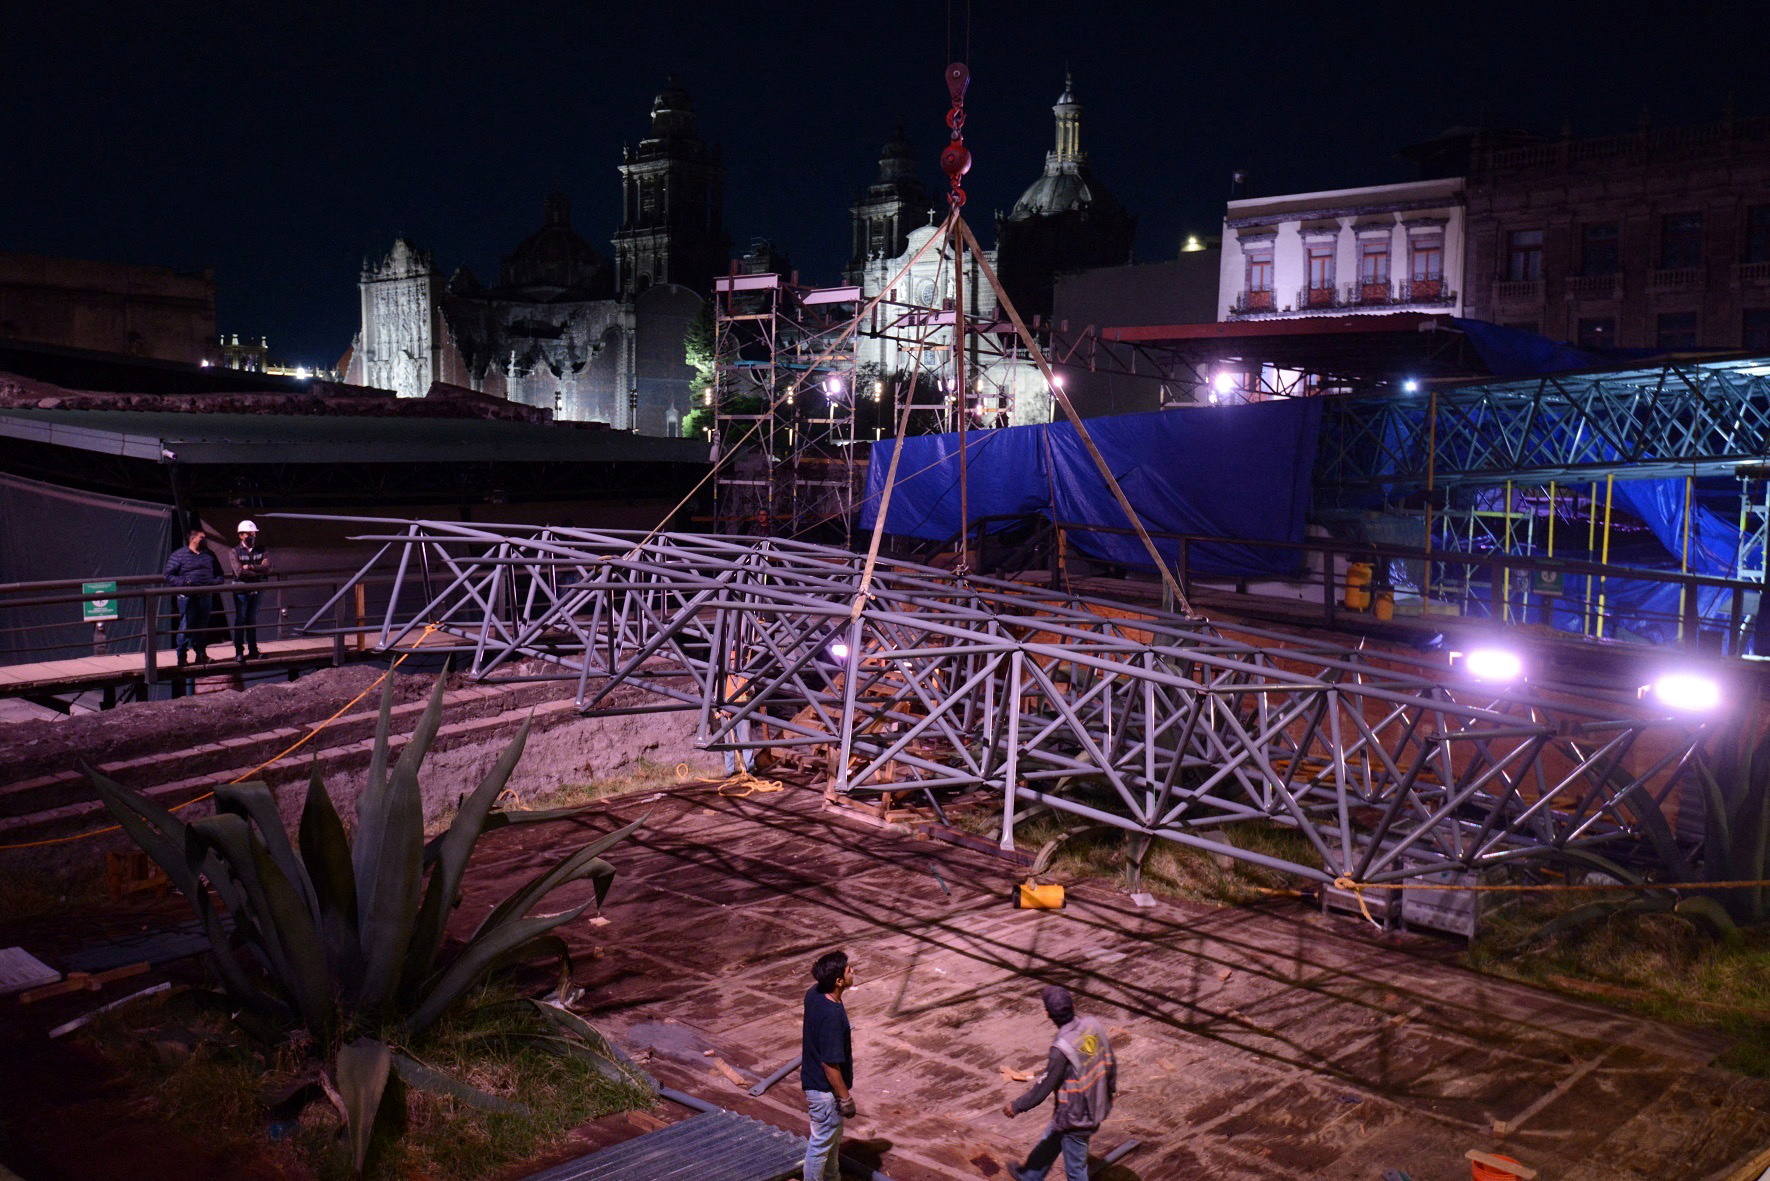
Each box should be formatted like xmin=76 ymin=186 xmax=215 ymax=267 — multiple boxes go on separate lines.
xmin=229 ymin=520 xmax=271 ymax=660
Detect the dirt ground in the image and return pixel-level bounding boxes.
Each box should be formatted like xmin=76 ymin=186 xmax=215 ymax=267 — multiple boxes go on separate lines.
xmin=5 ymin=775 xmax=1768 ymax=1181
xmin=466 ymin=783 xmax=1770 ymax=1181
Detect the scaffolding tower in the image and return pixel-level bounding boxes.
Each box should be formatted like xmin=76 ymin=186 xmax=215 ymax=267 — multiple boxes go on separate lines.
xmin=711 ymin=271 xmax=861 ymax=541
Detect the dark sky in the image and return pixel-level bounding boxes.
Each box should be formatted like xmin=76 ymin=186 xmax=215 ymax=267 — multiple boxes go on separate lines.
xmin=3 ymin=1 xmax=1764 ymax=364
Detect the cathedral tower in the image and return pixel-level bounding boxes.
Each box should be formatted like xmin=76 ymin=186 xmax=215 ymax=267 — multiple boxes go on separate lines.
xmin=996 ymin=74 xmax=1136 ymax=321
xmin=614 ymin=80 xmax=729 ymax=297
xmin=358 ymin=237 xmax=444 ymax=398
xmin=846 ymin=126 xmax=931 ymax=286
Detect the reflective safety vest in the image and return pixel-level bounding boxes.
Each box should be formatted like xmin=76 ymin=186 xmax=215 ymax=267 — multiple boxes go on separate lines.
xmin=1051 ymin=1015 xmax=1115 ymax=1131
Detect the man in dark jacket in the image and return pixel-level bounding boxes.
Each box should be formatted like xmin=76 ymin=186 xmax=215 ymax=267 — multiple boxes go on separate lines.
xmin=1002 ymin=985 xmax=1117 ymax=1181
xmin=163 ymin=528 xmax=224 ymax=665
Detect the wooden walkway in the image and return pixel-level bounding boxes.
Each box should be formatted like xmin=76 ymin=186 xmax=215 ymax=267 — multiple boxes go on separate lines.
xmin=0 ymin=636 xmax=355 ymax=702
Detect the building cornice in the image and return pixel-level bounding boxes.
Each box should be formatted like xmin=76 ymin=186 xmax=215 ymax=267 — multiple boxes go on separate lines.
xmin=1227 ymin=194 xmax=1464 ymax=230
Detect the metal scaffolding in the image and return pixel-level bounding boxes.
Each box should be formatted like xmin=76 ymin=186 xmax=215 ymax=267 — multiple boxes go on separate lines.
xmin=301 ymin=519 xmax=1716 ymax=888
xmin=710 ymin=271 xmax=860 ymax=541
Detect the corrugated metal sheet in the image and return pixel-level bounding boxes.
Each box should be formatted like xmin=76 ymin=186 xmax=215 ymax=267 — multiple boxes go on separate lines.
xmin=521 ymin=1110 xmax=805 ymax=1181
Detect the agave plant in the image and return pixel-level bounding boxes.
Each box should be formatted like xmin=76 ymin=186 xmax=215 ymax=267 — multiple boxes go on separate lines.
xmin=1523 ymin=714 xmax=1770 ymax=944
xmin=89 ymin=672 xmax=651 ymax=1173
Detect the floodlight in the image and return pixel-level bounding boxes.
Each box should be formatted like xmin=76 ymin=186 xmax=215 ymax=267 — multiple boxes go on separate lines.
xmin=1212 ymin=371 xmax=1237 ymax=395
xmin=1463 ymin=647 xmax=1524 ymax=682
xmin=1402 ymin=378 xmax=1420 ymax=393
xmin=1648 ymin=672 xmax=1721 ymax=712
xmin=827 ymin=640 xmax=852 ymax=663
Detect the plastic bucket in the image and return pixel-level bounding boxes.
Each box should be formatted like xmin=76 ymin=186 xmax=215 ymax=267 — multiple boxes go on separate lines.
xmin=1470 ymin=1155 xmax=1525 ymax=1181
xmin=1344 ymin=562 xmax=1372 ymax=610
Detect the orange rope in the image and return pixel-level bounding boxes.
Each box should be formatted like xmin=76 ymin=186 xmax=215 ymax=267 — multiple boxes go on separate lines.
xmin=0 ymin=625 xmax=439 ymax=850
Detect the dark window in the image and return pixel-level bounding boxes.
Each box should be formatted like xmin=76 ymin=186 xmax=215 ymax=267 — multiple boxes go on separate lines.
xmin=1657 ymin=311 xmax=1699 ymax=349
xmin=1507 ymin=229 xmax=1544 ymax=281
xmin=1747 ymin=207 xmax=1770 ymax=264
xmin=1744 ymin=309 xmax=1770 ymax=351
xmin=1660 ymin=213 xmax=1703 ymax=269
xmin=1246 ymin=252 xmax=1273 ymax=291
xmin=1577 ymin=317 xmax=1616 ymax=349
xmin=1360 ymin=241 xmax=1390 ymax=283
xmin=1410 ymin=236 xmax=1444 ymax=280
xmin=1581 ymin=223 xmax=1620 ymax=276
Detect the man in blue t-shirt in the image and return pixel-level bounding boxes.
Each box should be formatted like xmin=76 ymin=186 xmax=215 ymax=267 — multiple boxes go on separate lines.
xmin=800 ymin=949 xmax=856 ymax=1181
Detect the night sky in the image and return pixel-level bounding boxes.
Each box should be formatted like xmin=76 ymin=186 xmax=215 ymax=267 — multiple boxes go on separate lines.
xmin=4 ymin=1 xmax=1764 ymax=365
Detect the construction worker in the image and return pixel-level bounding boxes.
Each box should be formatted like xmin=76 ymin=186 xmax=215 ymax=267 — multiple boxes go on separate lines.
xmin=1002 ymin=984 xmax=1117 ymax=1181
xmin=229 ymin=520 xmax=271 ymax=659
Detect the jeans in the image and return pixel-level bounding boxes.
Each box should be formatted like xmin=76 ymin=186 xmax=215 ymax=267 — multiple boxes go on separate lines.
xmin=1015 ymin=1120 xmax=1091 ymax=1181
xmin=175 ymin=593 xmax=213 ymax=657
xmin=232 ymin=590 xmax=261 ymax=653
xmin=804 ymin=1090 xmax=843 ymax=1181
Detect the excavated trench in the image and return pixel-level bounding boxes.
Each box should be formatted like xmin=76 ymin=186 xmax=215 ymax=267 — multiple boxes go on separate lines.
xmin=0 ymin=661 xmax=721 ymax=862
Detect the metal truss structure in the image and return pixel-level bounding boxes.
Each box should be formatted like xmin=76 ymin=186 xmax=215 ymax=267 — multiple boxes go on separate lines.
xmin=1317 ymin=357 xmax=1770 ymax=495
xmin=711 ymin=271 xmax=860 ymax=541
xmin=301 ymin=518 xmax=1715 ymax=888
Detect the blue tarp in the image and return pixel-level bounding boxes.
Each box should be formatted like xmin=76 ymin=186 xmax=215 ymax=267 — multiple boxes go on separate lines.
xmin=1451 ymin=318 xmax=1663 ymax=378
xmin=861 ymin=399 xmax=1324 ymax=577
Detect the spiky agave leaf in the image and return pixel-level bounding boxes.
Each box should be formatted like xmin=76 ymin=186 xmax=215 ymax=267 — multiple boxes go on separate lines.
xmin=355 ymin=674 xmax=446 ymax=1013
xmin=334 ymin=1036 xmax=392 ymax=1175
xmin=404 ymin=716 xmax=532 ymax=995
xmin=185 ymin=813 xmax=336 ymax=1040
xmin=299 ymin=761 xmax=364 ymax=995
xmin=389 ymin=1050 xmax=531 ymax=1116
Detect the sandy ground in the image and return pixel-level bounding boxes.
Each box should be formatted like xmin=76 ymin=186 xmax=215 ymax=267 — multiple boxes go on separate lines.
xmin=469 ymin=781 xmax=1770 ymax=1181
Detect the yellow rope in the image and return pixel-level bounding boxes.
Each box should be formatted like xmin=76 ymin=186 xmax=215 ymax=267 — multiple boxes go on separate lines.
xmin=0 ymin=624 xmax=440 ymax=850
xmin=674 ymin=762 xmax=785 ymax=798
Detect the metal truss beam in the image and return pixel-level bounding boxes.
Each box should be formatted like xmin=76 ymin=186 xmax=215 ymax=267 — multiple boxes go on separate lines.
xmin=300 ymin=518 xmax=1713 ymax=887
xmin=1317 ymin=358 xmax=1770 ymax=494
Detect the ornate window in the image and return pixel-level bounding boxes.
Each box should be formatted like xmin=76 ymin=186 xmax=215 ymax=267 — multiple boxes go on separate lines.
xmin=1506 ymin=229 xmax=1544 ymax=282
xmin=1657 ymin=311 xmax=1699 ymax=349
xmin=1660 ymin=213 xmax=1703 ymax=270
xmin=1581 ymin=223 xmax=1620 ymax=276
xmin=1305 ymin=245 xmax=1336 ymax=307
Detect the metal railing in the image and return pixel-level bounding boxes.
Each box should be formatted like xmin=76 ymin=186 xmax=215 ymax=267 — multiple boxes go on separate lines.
xmin=1229 ymin=289 xmax=1276 ymax=315
xmin=1041 ymin=518 xmax=1765 ymax=655
xmin=0 ymin=570 xmax=389 ymax=691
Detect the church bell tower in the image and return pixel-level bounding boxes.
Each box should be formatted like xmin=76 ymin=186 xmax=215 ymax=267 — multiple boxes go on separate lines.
xmin=614 ymin=80 xmax=729 ymax=297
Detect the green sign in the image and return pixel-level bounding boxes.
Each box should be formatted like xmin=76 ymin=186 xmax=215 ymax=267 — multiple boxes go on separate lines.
xmin=1532 ymin=567 xmax=1565 ymax=597
xmin=82 ymin=580 xmax=119 ymax=622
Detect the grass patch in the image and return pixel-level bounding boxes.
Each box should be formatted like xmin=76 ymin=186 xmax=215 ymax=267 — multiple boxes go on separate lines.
xmin=1468 ymin=894 xmax=1770 ymax=1078
xmin=80 ymin=984 xmax=652 ymax=1180
xmin=952 ymin=803 xmax=1320 ymax=905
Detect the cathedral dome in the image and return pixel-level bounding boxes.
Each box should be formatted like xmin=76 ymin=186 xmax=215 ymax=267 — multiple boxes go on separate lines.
xmin=499 ymin=193 xmax=610 ymax=296
xmin=1005 ymin=74 xmax=1126 ymax=223
xmin=649 ymin=77 xmax=697 ymax=139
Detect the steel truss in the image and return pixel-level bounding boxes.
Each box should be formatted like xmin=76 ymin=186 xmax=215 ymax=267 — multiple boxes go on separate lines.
xmin=711 ymin=272 xmax=860 ymax=539
xmin=1317 ymin=357 xmax=1770 ymax=494
xmin=302 ymin=518 xmax=1714 ymax=887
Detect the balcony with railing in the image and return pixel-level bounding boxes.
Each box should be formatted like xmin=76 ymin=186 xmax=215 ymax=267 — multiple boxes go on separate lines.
xmin=1563 ymin=273 xmax=1622 ymax=300
xmin=1396 ymin=277 xmax=1456 ymax=306
xmin=1345 ymin=279 xmax=1392 ymax=308
xmin=1492 ymin=278 xmax=1543 ymax=303
xmin=1298 ymin=284 xmax=1340 ymax=311
xmin=1228 ymin=288 xmax=1276 ymax=316
xmin=1733 ymin=260 xmax=1770 ymax=285
xmin=1648 ymin=266 xmax=1703 ymax=292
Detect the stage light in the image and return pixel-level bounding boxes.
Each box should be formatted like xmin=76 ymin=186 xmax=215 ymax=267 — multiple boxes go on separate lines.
xmin=1647 ymin=672 xmax=1721 ymax=712
xmin=1212 ymin=371 xmax=1237 ymax=395
xmin=824 ymin=376 xmax=845 ymax=399
xmin=827 ymin=640 xmax=851 ymax=663
xmin=1462 ymin=647 xmax=1523 ymax=682
xmin=1402 ymin=378 xmax=1420 ymax=393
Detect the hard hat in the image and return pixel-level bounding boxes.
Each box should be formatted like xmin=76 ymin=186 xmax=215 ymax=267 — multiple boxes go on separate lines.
xmin=237 ymin=520 xmax=259 ymax=533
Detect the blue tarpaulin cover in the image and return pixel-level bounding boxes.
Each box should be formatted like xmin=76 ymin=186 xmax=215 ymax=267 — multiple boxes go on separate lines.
xmin=1451 ymin=318 xmax=1663 ymax=378
xmin=860 ymin=399 xmax=1324 ymax=577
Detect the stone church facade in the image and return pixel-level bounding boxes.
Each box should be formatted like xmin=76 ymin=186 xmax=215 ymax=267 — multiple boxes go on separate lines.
xmin=344 ymin=83 xmax=723 ymax=436
xmin=846 ymin=77 xmax=1133 ymax=427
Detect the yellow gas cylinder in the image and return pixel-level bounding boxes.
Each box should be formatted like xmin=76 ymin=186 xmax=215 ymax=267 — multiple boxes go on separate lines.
xmin=1344 ymin=562 xmax=1373 ymax=611
xmin=1372 ymin=585 xmax=1395 ymax=621
xmin=1018 ymin=880 xmax=1066 ymax=909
